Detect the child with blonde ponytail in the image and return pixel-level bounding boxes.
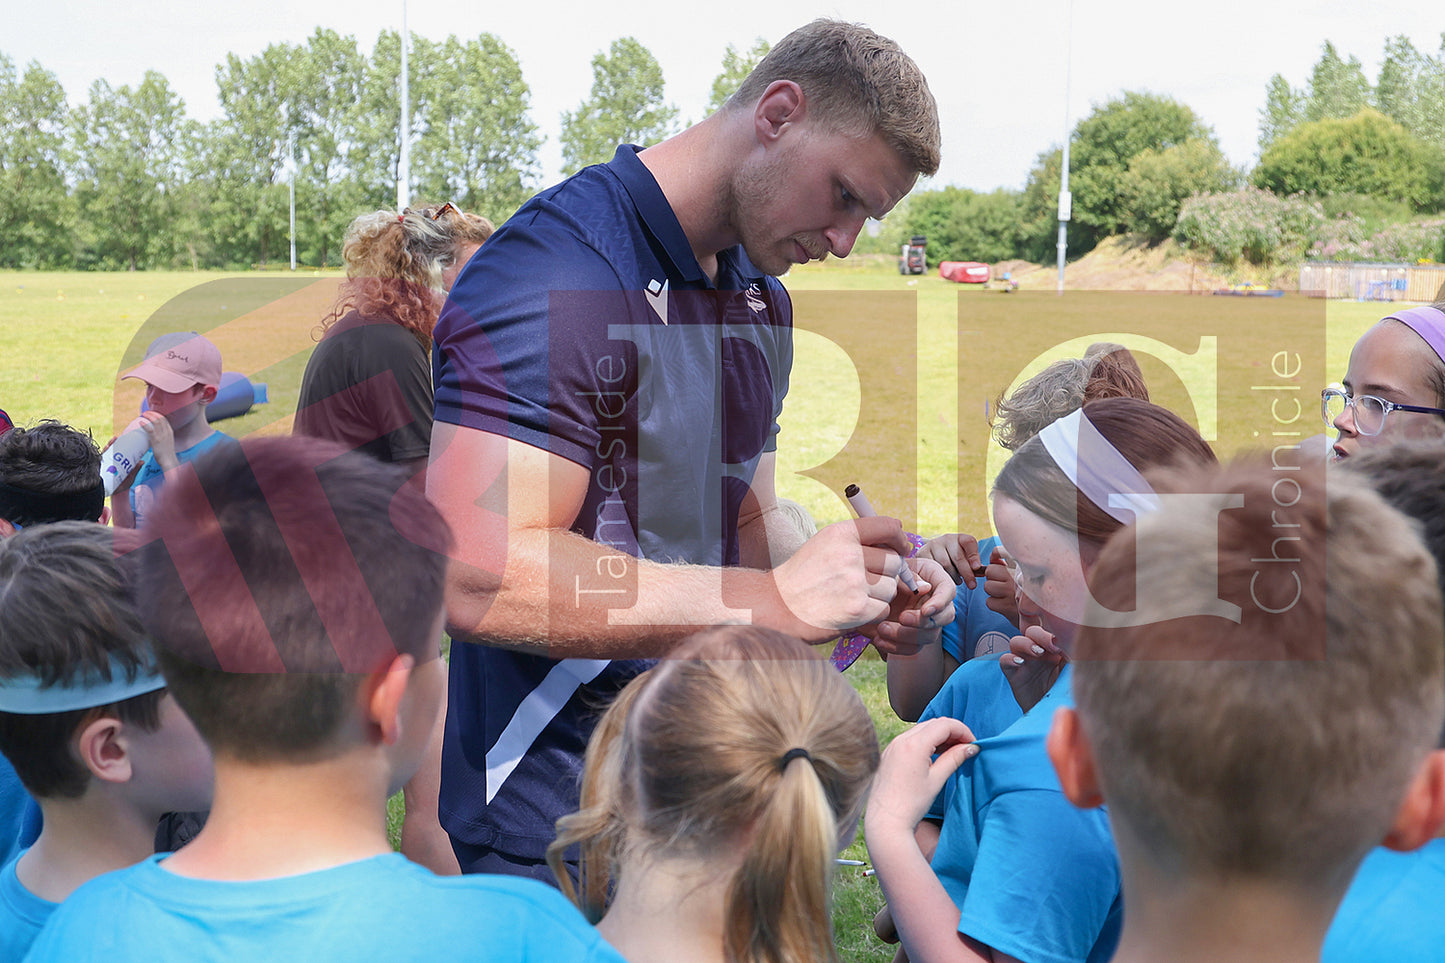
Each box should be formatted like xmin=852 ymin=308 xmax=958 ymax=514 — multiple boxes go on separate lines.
xmin=548 ymin=625 xmax=880 ymax=963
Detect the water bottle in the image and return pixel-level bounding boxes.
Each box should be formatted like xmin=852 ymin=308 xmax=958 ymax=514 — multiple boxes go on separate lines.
xmin=99 ymin=418 xmax=151 ymax=496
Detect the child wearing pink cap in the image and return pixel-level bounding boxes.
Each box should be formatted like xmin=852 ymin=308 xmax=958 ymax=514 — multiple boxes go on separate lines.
xmin=110 ymin=333 xmax=235 ymax=529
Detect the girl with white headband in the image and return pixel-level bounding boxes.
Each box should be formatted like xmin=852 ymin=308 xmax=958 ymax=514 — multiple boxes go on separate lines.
xmin=868 ymin=397 xmax=1215 ymax=963
xmin=1327 ymin=302 xmax=1445 ymax=461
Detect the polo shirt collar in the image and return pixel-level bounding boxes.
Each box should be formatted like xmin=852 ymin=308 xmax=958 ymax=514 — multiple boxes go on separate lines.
xmin=608 ymin=144 xmax=769 ymax=288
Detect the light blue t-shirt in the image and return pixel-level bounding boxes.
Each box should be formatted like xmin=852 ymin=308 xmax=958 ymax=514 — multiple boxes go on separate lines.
xmin=1 ymin=849 xmax=56 ymax=961
xmin=919 ymin=656 xmax=1025 ymax=822
xmin=929 ymin=666 xmax=1122 ymax=963
xmin=0 ymin=758 xmax=41 ymax=867
xmin=938 ymin=536 xmax=1019 ymax=663
xmin=1323 ymin=839 xmax=1445 ymax=963
xmin=25 ymin=851 xmax=626 ymax=962
xmin=127 ymin=430 xmax=233 ymax=528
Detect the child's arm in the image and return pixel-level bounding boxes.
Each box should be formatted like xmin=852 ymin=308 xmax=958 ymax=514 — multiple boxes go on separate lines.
xmin=866 ymin=717 xmax=996 ymax=963
xmin=886 ymin=634 xmax=948 ymax=722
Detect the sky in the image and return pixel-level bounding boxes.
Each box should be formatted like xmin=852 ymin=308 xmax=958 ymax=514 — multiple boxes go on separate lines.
xmin=12 ymin=1 xmax=1445 ymax=195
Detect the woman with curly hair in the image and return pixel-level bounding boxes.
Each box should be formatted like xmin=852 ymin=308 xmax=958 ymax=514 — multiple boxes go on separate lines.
xmin=294 ymin=203 xmax=493 ymax=477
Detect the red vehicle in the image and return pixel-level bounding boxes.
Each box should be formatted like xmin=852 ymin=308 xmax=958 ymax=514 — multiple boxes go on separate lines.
xmin=938 ymin=261 xmax=990 ymax=283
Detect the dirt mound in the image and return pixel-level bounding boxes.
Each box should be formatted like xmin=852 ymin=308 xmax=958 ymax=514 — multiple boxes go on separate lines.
xmin=1010 ymin=236 xmax=1239 ymax=292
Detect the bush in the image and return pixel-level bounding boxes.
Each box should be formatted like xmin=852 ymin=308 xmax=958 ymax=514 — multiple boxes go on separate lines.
xmin=1173 ymin=187 xmax=1324 ymax=265
xmin=1252 ymin=110 xmax=1445 ymax=211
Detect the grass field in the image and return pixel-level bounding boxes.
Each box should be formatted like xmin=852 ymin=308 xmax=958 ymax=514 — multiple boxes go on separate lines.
xmin=0 ymin=263 xmax=1393 ymax=961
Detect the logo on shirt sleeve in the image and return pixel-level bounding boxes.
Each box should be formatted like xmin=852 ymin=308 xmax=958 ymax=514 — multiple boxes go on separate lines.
xmin=645 ymin=279 xmax=669 ymax=326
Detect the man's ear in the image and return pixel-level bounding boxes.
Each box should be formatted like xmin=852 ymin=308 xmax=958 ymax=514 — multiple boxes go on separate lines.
xmin=1047 ymin=707 xmax=1105 ymax=809
xmin=75 ymin=713 xmax=133 ymax=786
xmin=1383 ymin=749 xmax=1445 ymax=852
xmin=753 ymin=80 xmax=805 ymax=145
xmin=363 ymin=654 xmax=416 ymax=747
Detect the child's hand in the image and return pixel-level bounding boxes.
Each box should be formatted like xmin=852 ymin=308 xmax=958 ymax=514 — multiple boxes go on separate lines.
xmin=866 ymin=716 xmax=978 ymax=836
xmin=918 ymin=533 xmax=984 ymax=589
xmin=138 ymin=410 xmax=179 ymax=472
xmin=869 ymin=557 xmax=956 ymax=657
xmin=982 ymin=546 xmax=1020 ymax=625
xmin=999 ymin=605 xmax=1066 ymax=714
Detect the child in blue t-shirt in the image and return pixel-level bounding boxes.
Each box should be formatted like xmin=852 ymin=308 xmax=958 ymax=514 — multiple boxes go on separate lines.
xmin=110 ymin=332 xmax=234 ymax=530
xmin=0 ymin=522 xmax=214 ymax=960
xmin=27 ymin=436 xmax=626 ymax=962
xmin=1050 ymin=461 xmax=1445 ymax=963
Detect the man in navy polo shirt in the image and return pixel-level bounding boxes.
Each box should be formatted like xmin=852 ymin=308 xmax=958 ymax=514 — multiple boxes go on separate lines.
xmin=428 ymin=19 xmax=945 ymax=881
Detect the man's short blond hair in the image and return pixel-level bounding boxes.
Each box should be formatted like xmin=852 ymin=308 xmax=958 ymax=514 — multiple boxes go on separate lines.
xmin=1073 ymin=461 xmax=1444 ymax=891
xmin=727 ymin=19 xmax=940 ymax=177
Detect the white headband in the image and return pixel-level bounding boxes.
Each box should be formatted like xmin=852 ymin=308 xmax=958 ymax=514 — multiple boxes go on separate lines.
xmin=1037 ymin=409 xmax=1159 ymax=523
xmin=0 ymin=655 xmax=166 ymax=715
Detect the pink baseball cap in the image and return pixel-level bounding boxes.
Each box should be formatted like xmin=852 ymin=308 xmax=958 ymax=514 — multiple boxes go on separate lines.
xmin=123 ymin=332 xmax=223 ymax=393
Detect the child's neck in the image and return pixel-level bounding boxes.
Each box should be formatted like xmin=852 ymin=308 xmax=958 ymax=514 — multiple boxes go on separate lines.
xmin=1112 ymin=871 xmax=1337 ymax=963
xmin=598 ymin=850 xmax=740 ymax=963
xmin=19 ymin=793 xmax=161 ymax=902
xmin=169 ymin=415 xmax=214 ymax=452
xmin=159 ymin=752 xmax=392 ymax=881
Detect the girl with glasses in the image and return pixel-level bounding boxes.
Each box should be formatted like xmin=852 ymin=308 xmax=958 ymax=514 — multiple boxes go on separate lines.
xmin=1327 ymin=303 xmax=1445 ymax=461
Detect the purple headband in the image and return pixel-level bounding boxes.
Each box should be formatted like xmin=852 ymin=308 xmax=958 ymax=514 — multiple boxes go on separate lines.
xmin=1385 ymin=306 xmax=1445 ymax=365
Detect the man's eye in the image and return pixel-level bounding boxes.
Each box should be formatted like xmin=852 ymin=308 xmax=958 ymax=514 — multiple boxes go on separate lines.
xmin=840 ymin=188 xmax=856 ymax=205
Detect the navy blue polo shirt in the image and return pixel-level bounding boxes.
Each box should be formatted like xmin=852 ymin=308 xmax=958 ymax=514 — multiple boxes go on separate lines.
xmin=432 ymin=145 xmax=793 ymax=861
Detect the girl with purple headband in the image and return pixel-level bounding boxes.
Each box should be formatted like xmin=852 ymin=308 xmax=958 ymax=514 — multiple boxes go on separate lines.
xmin=1327 ymin=302 xmax=1445 ymax=460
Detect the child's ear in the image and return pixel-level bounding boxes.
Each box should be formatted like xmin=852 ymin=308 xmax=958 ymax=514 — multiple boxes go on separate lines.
xmin=1383 ymin=748 xmax=1445 ymax=853
xmin=200 ymin=385 xmax=218 ymax=405
xmin=363 ymin=654 xmax=416 ymax=746
xmin=1047 ymin=707 xmax=1105 ymax=809
xmin=75 ymin=714 xmax=134 ymax=786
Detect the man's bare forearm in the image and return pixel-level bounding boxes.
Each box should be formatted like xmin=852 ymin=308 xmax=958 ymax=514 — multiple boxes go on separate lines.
xmin=444 ymin=524 xmax=814 ymax=659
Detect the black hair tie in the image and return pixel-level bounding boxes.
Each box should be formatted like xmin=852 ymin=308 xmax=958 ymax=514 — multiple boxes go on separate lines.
xmin=778 ymin=747 xmax=813 ymax=771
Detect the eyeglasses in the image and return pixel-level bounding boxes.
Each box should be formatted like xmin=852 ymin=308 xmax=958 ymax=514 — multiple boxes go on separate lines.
xmin=1321 ymin=385 xmax=1445 ymax=436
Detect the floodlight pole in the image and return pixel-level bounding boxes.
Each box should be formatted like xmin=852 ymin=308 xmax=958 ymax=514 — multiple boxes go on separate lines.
xmin=287 ymin=130 xmax=297 ymax=272
xmin=1056 ymin=0 xmax=1074 ymax=295
xmin=396 ymin=0 xmax=411 ymax=212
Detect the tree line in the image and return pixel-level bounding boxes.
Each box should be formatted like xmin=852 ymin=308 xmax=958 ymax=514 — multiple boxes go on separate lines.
xmin=878 ymin=34 xmax=1445 ymax=268
xmin=0 ymin=32 xmax=767 ymax=271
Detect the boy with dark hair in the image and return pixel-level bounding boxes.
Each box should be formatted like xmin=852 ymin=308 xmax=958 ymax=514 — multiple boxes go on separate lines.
xmin=1047 ymin=461 xmax=1445 ymax=963
xmin=0 ymin=419 xmax=110 ymax=869
xmin=0 ymin=420 xmax=106 ymax=534
xmin=1324 ymin=439 xmax=1445 ymax=963
xmin=0 ymin=522 xmax=213 ymax=959
xmin=27 ymin=436 xmax=625 ymax=961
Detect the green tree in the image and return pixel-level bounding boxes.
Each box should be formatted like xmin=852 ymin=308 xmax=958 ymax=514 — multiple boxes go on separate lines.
xmin=1018 ymin=92 xmax=1218 ymax=258
xmin=291 ymin=28 xmax=368 ymax=267
xmin=560 ymin=37 xmax=678 ymax=173
xmin=1257 ymin=74 xmax=1304 ymax=153
xmin=410 ymin=33 xmax=542 ymax=224
xmin=707 ymin=39 xmax=769 ymax=114
xmin=70 ymin=72 xmax=196 ymax=270
xmin=0 ymin=54 xmax=73 ymax=267
xmin=1120 ymin=139 xmax=1239 ymax=242
xmin=1252 ymin=109 xmax=1445 ymax=211
xmin=900 ymin=187 xmax=1024 ymax=263
xmin=1304 ymin=41 xmax=1373 ymax=122
xmin=206 ymin=42 xmax=304 ymax=267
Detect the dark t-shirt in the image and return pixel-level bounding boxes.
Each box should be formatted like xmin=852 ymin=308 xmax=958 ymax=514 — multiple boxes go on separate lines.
xmin=294 ymin=313 xmax=433 ymax=464
xmin=432 ymin=146 xmax=793 ymax=861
